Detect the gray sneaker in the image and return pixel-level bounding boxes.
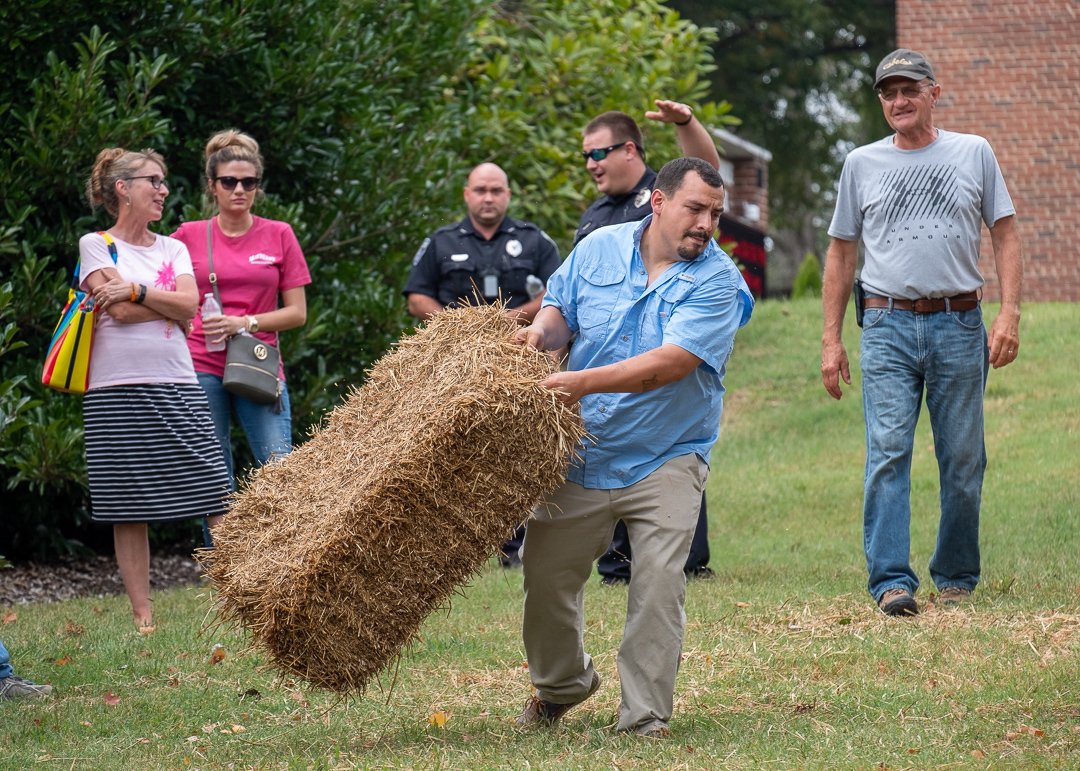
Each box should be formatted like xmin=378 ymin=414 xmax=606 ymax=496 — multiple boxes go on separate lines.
xmin=0 ymin=675 xmax=53 ymax=699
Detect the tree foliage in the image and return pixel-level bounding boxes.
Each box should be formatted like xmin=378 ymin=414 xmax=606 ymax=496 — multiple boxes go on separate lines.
xmin=0 ymin=0 xmax=726 ymax=557
xmin=669 ymin=0 xmax=895 ymax=261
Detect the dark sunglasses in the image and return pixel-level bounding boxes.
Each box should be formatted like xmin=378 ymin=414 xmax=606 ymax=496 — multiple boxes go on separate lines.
xmin=125 ymin=175 xmax=167 ymax=190
xmin=582 ymin=141 xmax=630 ymax=162
xmin=214 ymin=176 xmax=260 ymax=192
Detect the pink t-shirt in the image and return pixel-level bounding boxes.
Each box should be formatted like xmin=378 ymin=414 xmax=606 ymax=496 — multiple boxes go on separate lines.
xmin=79 ymin=232 xmax=198 ymax=388
xmin=172 ymin=216 xmax=311 ymax=379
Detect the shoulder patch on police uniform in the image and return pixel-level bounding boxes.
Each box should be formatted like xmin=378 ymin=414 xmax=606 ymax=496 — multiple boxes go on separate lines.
xmin=505 ymin=239 xmax=522 ymax=257
xmin=634 ymin=188 xmax=651 ymax=208
xmin=412 ymin=237 xmax=431 ymax=266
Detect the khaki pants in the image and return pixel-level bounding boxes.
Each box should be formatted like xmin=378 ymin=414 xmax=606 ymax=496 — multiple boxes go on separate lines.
xmin=521 ymin=453 xmax=708 ymax=732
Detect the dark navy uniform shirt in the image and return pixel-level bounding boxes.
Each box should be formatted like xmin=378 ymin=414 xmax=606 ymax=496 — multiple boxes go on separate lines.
xmin=405 ymin=216 xmax=561 ymax=309
xmin=573 ymin=168 xmax=657 ymax=246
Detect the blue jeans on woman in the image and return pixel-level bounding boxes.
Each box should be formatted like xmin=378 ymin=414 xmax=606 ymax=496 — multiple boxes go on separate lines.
xmin=196 ymin=372 xmax=294 ymax=485
xmin=859 ymin=304 xmax=988 ymax=602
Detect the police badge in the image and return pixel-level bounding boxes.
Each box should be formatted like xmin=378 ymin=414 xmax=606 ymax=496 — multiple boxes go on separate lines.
xmin=634 ymin=188 xmax=651 ymax=208
xmin=505 ymin=239 xmax=523 ymax=257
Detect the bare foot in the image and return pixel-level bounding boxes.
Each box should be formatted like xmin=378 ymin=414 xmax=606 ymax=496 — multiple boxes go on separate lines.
xmin=135 ymin=618 xmax=156 ymax=635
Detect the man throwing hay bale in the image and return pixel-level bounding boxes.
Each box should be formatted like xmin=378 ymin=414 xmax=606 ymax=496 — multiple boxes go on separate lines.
xmin=199 ymin=303 xmax=584 ymax=694
xmin=513 ymin=157 xmax=753 ymax=738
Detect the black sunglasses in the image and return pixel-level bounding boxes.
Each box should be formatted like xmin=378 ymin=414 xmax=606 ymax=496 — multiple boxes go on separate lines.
xmin=214 ymin=176 xmax=260 ymax=192
xmin=582 ymin=141 xmax=630 ymax=162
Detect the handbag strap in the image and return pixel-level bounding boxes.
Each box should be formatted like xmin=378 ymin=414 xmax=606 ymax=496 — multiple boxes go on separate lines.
xmin=205 ymin=219 xmax=224 ymax=311
xmin=70 ymin=232 xmax=118 ymax=292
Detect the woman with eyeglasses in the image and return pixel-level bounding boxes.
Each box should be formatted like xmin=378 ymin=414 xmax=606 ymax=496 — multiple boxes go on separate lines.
xmin=172 ymin=130 xmax=311 ymax=495
xmin=81 ymin=147 xmax=231 ymax=633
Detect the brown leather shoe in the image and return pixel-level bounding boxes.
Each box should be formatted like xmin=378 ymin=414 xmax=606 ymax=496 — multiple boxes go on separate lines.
xmin=516 ymin=672 xmax=601 ymax=727
xmin=878 ymin=588 xmax=918 ymax=616
xmin=938 ymin=586 xmax=972 ymax=606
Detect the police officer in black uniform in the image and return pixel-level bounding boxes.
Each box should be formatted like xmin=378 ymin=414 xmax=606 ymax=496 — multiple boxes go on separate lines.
xmin=406 ymin=163 xmax=560 ymax=325
xmin=576 ymin=101 xmax=723 ymax=584
xmin=405 ymin=162 xmax=561 ymax=566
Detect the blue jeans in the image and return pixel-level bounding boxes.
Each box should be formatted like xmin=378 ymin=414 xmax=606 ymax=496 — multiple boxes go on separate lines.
xmin=860 ymin=304 xmax=988 ymax=601
xmin=0 ymin=638 xmax=12 ymax=679
xmin=196 ymin=372 xmax=294 ymax=486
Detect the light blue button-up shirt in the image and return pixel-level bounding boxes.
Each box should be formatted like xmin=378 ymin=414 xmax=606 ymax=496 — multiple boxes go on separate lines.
xmin=542 ymin=216 xmax=753 ymax=489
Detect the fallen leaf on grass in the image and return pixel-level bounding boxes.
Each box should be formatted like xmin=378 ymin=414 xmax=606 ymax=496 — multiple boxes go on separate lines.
xmin=137 ymin=738 xmax=151 ymax=745
xmin=290 ymin=690 xmax=309 ymax=707
xmin=735 ymin=601 xmax=751 ymax=608
xmin=64 ymin=619 xmax=86 ymax=636
xmin=80 ymin=721 xmax=92 ymax=727
xmin=209 ymin=644 xmax=226 ymax=665
xmin=1007 ymin=725 xmax=1045 ymax=740
xmin=55 ymin=656 xmax=71 ymax=666
xmin=202 ymin=722 xmax=218 ymax=734
xmin=428 ymin=711 xmax=449 ymax=729
xmin=2 ymin=611 xmax=16 ymax=624
xmin=971 ymin=749 xmax=986 ymax=759
xmin=103 ymin=692 xmax=120 ymax=707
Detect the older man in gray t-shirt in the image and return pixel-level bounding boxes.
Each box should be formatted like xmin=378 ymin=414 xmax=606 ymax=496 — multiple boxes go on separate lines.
xmin=820 ymin=48 xmax=1022 ymax=618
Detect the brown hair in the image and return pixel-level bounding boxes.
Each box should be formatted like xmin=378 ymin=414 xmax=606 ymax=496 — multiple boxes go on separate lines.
xmin=85 ymin=147 xmax=167 ymax=217
xmin=204 ymin=129 xmax=264 ymax=196
xmin=655 ymin=156 xmax=724 ymax=197
xmin=584 ymin=111 xmax=646 ymax=157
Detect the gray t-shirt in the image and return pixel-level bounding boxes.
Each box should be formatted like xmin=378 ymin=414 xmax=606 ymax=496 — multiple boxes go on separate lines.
xmin=828 ymin=128 xmax=1015 ymax=299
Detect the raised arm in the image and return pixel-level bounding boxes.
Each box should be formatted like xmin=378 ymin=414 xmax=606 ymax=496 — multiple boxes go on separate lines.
xmin=645 ymin=99 xmax=721 ymax=170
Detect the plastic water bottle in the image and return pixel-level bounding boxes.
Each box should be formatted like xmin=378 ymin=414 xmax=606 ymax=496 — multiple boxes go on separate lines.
xmin=202 ymin=293 xmax=226 ymax=352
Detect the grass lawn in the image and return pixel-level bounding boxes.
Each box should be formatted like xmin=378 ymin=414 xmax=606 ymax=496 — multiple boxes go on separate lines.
xmin=3 ymin=298 xmax=1078 ymax=769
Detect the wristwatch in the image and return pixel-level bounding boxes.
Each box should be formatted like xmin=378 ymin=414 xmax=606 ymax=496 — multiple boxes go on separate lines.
xmin=247 ymin=315 xmax=259 ymax=333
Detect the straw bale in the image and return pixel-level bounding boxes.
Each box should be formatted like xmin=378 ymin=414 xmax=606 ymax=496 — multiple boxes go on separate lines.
xmin=199 ymin=304 xmax=585 ymax=694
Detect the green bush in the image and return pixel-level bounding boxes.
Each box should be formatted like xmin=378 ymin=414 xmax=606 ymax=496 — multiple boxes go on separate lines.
xmin=0 ymin=0 xmax=728 ymax=558
xmin=791 ymin=251 xmax=823 ymax=299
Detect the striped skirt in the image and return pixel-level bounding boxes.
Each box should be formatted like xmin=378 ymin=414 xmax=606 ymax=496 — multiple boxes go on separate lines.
xmin=83 ymin=384 xmax=231 ymax=523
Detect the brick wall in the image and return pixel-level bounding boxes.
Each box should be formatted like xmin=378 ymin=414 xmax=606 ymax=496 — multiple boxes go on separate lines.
xmin=731 ymin=160 xmax=769 ymax=229
xmin=898 ymin=0 xmax=1080 ymax=300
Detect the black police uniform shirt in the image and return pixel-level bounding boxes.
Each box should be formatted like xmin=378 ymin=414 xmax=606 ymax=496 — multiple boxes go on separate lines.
xmin=573 ymin=167 xmax=657 ymax=246
xmin=405 ymin=216 xmax=561 ymax=310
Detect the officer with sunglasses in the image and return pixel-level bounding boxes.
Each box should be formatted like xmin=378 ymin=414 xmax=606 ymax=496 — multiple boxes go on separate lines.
xmin=575 ymin=100 xmax=722 ymax=586
xmin=575 ymin=100 xmax=720 ymax=247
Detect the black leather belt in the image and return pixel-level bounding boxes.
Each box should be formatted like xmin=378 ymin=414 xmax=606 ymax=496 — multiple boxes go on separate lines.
xmin=863 ymin=291 xmax=979 ymax=313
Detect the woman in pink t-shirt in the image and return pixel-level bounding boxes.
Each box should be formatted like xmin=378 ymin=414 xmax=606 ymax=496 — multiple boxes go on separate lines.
xmin=172 ymin=130 xmax=311 ymax=494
